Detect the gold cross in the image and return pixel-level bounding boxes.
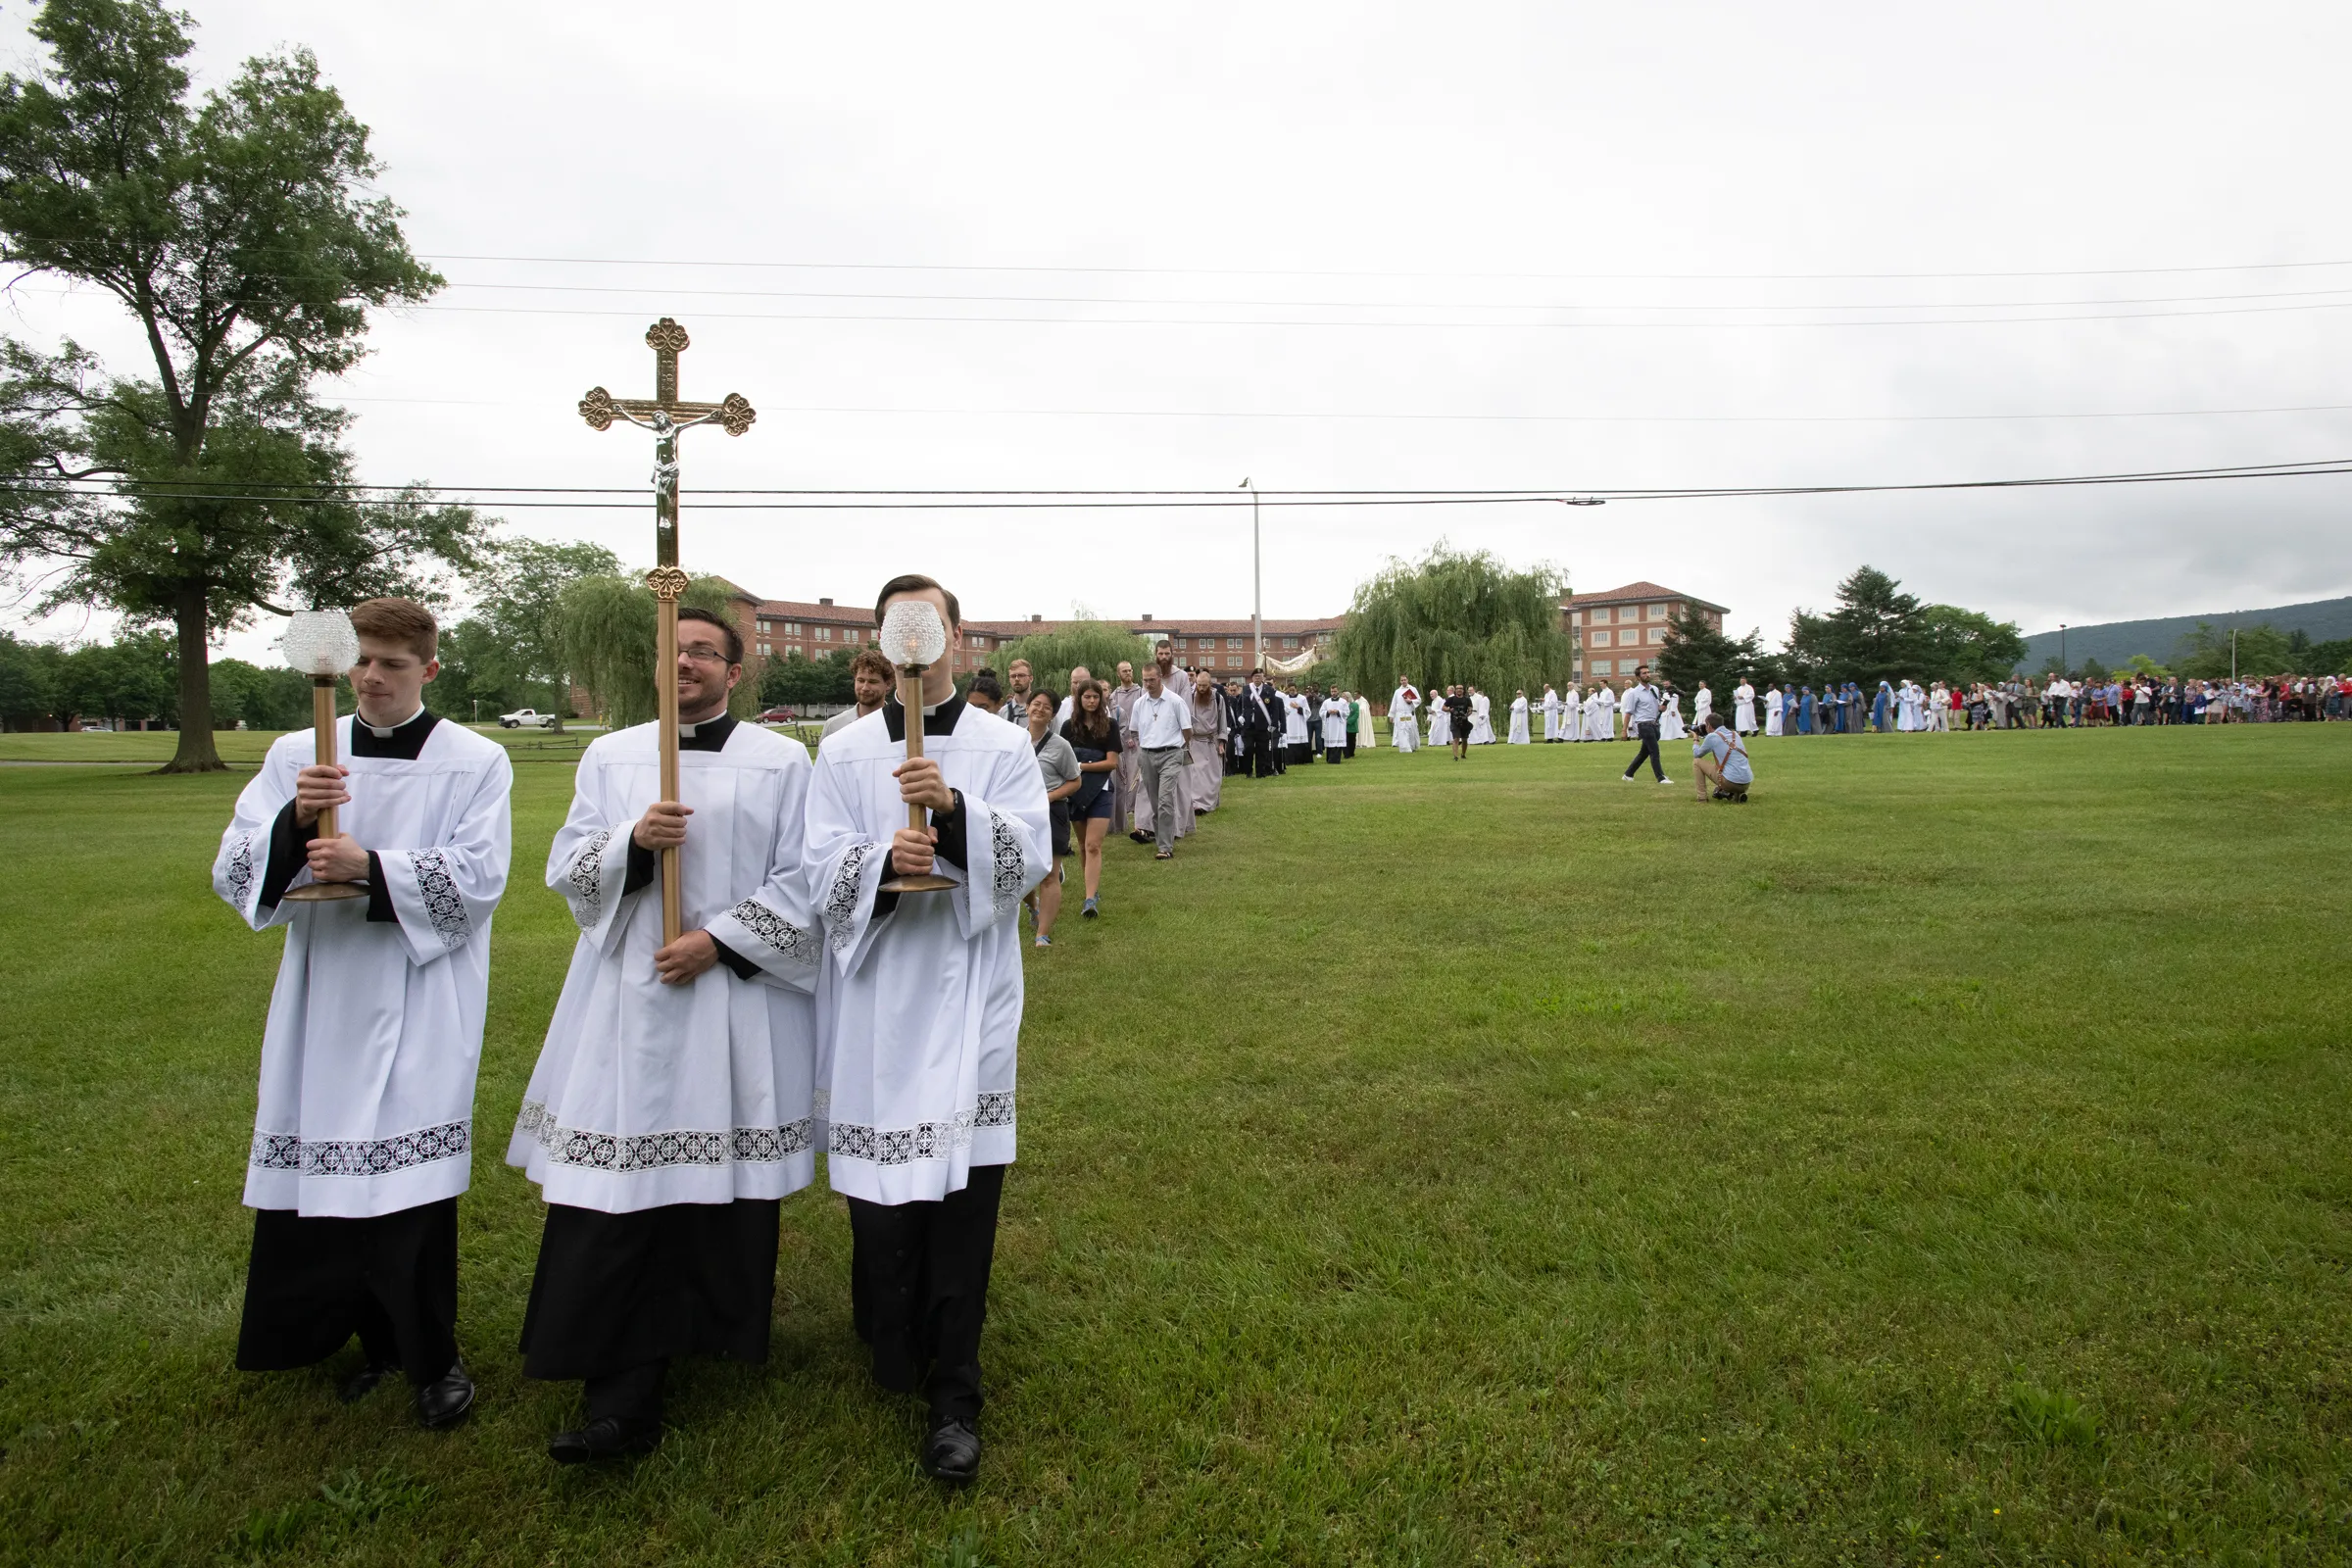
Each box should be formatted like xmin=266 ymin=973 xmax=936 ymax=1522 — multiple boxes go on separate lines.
xmin=578 ymin=318 xmax=756 ymax=572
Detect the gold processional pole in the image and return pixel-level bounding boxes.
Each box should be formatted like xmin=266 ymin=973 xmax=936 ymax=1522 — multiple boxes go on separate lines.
xmin=876 ymin=600 xmax=959 ymax=895
xmin=578 ymin=318 xmax=757 ymax=944
xmin=279 ymin=609 xmax=368 ymax=905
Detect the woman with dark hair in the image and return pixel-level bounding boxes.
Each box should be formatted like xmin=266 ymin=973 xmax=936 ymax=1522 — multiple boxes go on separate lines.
xmin=1023 ymin=690 xmax=1081 ymax=945
xmin=1060 ymin=679 xmax=1122 ymax=919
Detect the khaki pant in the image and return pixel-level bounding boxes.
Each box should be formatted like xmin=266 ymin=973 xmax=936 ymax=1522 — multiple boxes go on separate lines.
xmin=1138 ymin=746 xmax=1183 ymax=853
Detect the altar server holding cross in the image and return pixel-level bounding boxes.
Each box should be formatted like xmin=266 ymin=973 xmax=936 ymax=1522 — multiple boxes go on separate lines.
xmin=510 ymin=605 xmax=823 ymax=1464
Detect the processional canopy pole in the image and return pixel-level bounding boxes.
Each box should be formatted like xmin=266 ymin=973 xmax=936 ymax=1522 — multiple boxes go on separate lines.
xmin=279 ymin=609 xmax=367 ymax=904
xmin=876 ymin=600 xmax=958 ymax=895
xmin=578 ymin=318 xmax=758 ymax=944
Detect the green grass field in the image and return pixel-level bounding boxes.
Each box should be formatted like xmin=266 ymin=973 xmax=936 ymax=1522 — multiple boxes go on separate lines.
xmin=2 ymin=726 xmax=2347 ymax=1566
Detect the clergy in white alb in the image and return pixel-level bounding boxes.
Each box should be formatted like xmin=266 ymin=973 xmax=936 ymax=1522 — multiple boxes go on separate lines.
xmin=1427 ymin=686 xmax=1451 ymax=748
xmin=1319 ymin=692 xmax=1350 ymax=760
xmin=1541 ymin=685 xmax=1561 ymax=742
xmin=806 ymin=576 xmax=1051 ymax=1485
xmin=1734 ymin=679 xmax=1758 ymax=734
xmin=212 ymin=598 xmax=510 ymax=1430
xmin=1467 ymin=688 xmax=1496 ymax=745
xmin=1389 ymin=683 xmax=1420 ymax=752
xmin=510 ymin=609 xmax=820 ymax=1463
xmin=1507 ymin=691 xmax=1531 ymax=744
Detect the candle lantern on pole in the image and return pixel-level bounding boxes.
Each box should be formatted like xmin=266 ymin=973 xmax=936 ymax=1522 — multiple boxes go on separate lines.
xmin=876 ymin=599 xmax=958 ymax=895
xmin=279 ymin=609 xmax=367 ymax=904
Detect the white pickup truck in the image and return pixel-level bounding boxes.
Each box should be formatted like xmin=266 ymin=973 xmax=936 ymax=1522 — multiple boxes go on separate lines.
xmin=498 ymin=708 xmax=559 ymax=729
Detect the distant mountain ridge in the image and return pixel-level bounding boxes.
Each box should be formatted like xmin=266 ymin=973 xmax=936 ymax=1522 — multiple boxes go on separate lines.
xmin=2017 ymin=595 xmax=2352 ymax=671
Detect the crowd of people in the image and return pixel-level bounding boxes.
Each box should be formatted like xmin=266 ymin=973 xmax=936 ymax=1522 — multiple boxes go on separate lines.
xmin=1741 ymin=672 xmax=2352 ymax=733
xmin=935 ymin=645 xmax=1384 ymax=945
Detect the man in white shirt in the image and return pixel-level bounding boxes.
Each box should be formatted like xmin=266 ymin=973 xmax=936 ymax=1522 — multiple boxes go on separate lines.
xmin=1130 ymin=664 xmax=1192 ymax=859
xmin=1054 ymin=665 xmax=1091 ymax=729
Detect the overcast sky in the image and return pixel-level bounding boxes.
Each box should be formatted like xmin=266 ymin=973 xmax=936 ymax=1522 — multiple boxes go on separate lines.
xmin=7 ymin=0 xmax=2349 ymax=661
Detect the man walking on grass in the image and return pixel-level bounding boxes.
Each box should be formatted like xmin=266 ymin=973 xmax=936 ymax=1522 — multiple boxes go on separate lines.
xmin=1130 ymin=661 xmax=1192 ymax=858
xmin=805 ymin=572 xmax=1051 ymax=1484
xmin=1620 ymin=663 xmax=1672 ymax=785
xmin=212 ymin=597 xmax=512 ymax=1433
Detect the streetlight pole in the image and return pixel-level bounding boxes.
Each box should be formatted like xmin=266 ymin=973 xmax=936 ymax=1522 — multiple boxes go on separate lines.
xmin=1242 ymin=477 xmax=1261 ymax=670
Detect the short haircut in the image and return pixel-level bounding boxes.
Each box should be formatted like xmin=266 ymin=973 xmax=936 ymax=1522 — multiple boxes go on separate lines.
xmin=850 ymin=648 xmax=895 ymax=685
xmin=677 ymin=607 xmax=743 ymax=664
xmin=1028 ymin=688 xmax=1060 ymax=711
xmin=349 ymin=597 xmax=438 ymax=661
xmin=1009 ymin=658 xmax=1031 ymax=673
xmin=872 ymin=573 xmax=960 ymax=629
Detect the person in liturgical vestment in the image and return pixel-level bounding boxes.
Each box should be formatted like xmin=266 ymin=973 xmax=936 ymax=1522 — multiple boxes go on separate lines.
xmin=807 ymin=575 xmax=1052 ymax=1485
xmin=1319 ymin=690 xmax=1350 ymax=761
xmin=1507 ymin=691 xmax=1531 ymax=744
xmin=511 ymin=607 xmax=821 ymax=1463
xmin=1390 ymin=681 xmax=1420 ymax=752
xmin=1467 ymin=687 xmax=1496 ymax=745
xmin=1427 ymin=686 xmax=1452 ymax=748
xmin=213 ymin=598 xmax=513 ymax=1431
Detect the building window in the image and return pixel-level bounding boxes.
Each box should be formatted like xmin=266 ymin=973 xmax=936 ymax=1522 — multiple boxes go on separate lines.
xmin=817 ymin=626 xmax=832 ymax=642
xmin=1592 ymin=629 xmax=1611 ymax=647
xmin=1647 ymin=603 xmax=1666 ymax=620
xmin=784 ymin=621 xmax=801 ymax=635
xmin=1284 ymin=637 xmax=1298 ymax=649
xmin=1227 ymin=637 xmax=1242 ymax=650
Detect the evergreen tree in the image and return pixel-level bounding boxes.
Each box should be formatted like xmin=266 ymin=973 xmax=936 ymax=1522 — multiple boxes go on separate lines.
xmin=1656 ymin=606 xmax=1778 ymax=699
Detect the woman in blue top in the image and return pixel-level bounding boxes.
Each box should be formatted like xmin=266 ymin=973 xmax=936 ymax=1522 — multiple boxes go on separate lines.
xmin=1872 ymin=680 xmax=1892 ymax=732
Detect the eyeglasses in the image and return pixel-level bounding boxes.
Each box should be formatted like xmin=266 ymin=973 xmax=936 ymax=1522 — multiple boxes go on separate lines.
xmin=678 ymin=646 xmax=733 ymax=664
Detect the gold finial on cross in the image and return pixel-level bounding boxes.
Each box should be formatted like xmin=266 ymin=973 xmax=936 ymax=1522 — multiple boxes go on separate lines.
xmin=575 ymin=319 xmax=758 ymax=947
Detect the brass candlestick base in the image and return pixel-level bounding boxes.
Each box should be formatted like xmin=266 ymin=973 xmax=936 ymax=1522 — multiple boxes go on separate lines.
xmin=880 ymin=871 xmax=959 ymax=894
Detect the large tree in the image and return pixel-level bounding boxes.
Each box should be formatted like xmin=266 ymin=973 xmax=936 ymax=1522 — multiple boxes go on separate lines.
xmin=0 ymin=0 xmax=478 ymax=771
xmin=554 ymin=572 xmax=760 ymax=729
xmin=1655 ymin=604 xmax=1779 ymax=698
xmin=992 ymin=619 xmax=1152 ymax=698
xmin=1326 ymin=546 xmax=1572 ymax=700
xmin=457 ymin=537 xmax=621 ymax=729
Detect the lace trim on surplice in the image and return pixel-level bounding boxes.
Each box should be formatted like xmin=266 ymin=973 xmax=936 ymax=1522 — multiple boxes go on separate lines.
xmin=515 ymin=1100 xmax=814 ymax=1172
xmin=826 ymin=1091 xmax=1015 ymax=1167
xmin=248 ymin=1120 xmax=470 ymax=1177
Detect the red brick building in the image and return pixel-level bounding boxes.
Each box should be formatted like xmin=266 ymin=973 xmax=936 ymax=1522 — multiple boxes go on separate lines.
xmin=746 ymin=597 xmax=1345 ymax=679
xmin=1563 ymin=582 xmax=1727 ymax=685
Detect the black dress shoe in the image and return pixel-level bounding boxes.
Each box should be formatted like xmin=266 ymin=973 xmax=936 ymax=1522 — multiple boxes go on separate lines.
xmin=338 ymin=1359 xmax=399 ymax=1404
xmin=548 ymin=1415 xmax=663 ymax=1464
xmin=415 ymin=1361 xmax=475 ymax=1430
xmin=921 ymin=1416 xmax=981 ymax=1486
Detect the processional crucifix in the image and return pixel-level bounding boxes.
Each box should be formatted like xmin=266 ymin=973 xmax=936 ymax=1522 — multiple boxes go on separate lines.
xmin=578 ymin=318 xmax=757 ymax=945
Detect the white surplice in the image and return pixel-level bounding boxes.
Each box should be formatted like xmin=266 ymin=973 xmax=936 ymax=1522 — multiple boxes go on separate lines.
xmin=1354 ymin=695 xmax=1377 ymax=748
xmin=1467 ymin=692 xmax=1495 ymax=745
xmin=1507 ymin=695 xmax=1531 ymax=744
xmin=1563 ymin=685 xmax=1583 ymax=740
xmin=1659 ymin=693 xmax=1686 ymax=741
xmin=1541 ymin=688 xmax=1560 ymax=741
xmin=1734 ymin=682 xmax=1758 ymax=734
xmin=1692 ymin=686 xmax=1713 ymax=729
xmin=1319 ymin=696 xmax=1349 ymax=749
xmin=1763 ymin=688 xmax=1785 ymax=736
xmin=807 ymin=700 xmax=1051 ymax=1205
xmin=1427 ymin=697 xmax=1451 ymax=747
xmin=510 ymin=718 xmax=821 ymax=1213
xmin=1282 ymin=692 xmax=1310 ymax=746
xmin=1390 ymin=686 xmax=1420 ymax=752
xmin=214 ymin=715 xmax=513 ymax=1219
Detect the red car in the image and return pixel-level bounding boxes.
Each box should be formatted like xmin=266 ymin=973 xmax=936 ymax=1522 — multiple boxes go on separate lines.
xmin=758 ymin=707 xmax=798 ymax=723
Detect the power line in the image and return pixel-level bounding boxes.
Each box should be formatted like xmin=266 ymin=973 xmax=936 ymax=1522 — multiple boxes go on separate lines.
xmin=420 ymin=251 xmax=2352 ymax=284
xmin=411 ymin=299 xmax=2352 ymax=330
xmin=430 ymin=279 xmax=2352 ymax=313
xmin=9 ymin=455 xmax=2346 ymax=510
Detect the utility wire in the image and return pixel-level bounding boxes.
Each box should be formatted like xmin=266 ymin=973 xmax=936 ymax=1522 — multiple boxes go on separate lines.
xmin=8 ymin=456 xmax=2347 ymax=510
xmin=419 ymin=251 xmax=2352 ymax=284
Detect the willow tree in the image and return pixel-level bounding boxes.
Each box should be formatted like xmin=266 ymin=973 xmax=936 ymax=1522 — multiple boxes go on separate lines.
xmin=1327 ymin=546 xmax=1572 ymax=701
xmin=555 ymin=573 xmax=758 ymax=729
xmin=0 ymin=0 xmax=465 ymax=771
xmin=992 ymin=619 xmax=1152 ymax=698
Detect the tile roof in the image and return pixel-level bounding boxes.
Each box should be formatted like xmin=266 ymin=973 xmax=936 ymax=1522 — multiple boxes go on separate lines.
xmin=1563 ymin=581 xmax=1728 ymax=613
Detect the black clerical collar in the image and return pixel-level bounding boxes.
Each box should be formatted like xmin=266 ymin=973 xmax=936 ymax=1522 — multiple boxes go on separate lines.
xmin=882 ymin=691 xmax=966 ymax=741
xmin=678 ymin=712 xmax=738 ymax=752
xmin=349 ymin=706 xmax=439 ymax=760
